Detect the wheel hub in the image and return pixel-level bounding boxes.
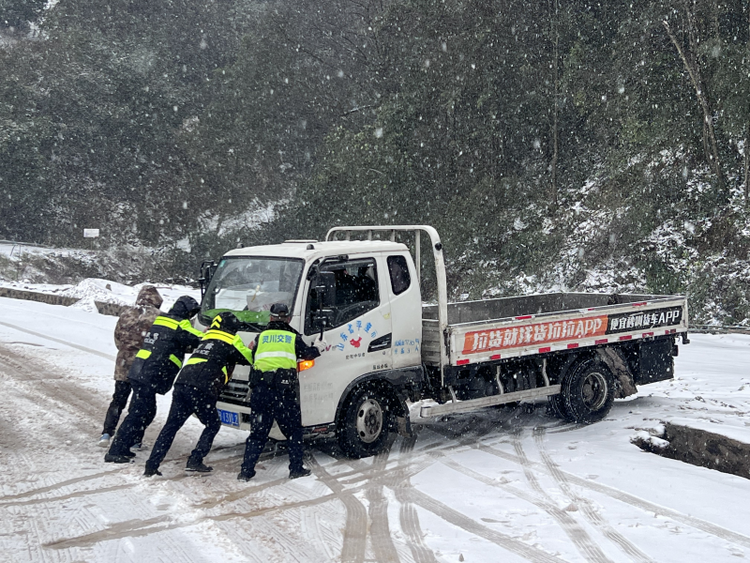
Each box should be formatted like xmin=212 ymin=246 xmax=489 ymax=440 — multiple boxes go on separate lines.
xmin=582 ymin=371 xmax=607 ymax=410
xmin=356 ymin=398 xmax=383 ymax=443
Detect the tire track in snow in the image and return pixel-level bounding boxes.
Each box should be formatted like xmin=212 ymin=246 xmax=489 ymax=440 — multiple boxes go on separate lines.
xmin=31 ymin=422 xmax=546 ymax=561
xmin=0 ymin=345 xmax=104 ymax=432
xmin=353 ymin=427 xmax=583 ymax=563
xmin=436 ymin=454 xmax=614 ymax=563
xmin=364 ymin=443 xmax=401 ymax=563
xmin=470 ymin=431 xmax=750 ymax=550
xmin=394 ymin=432 xmax=439 ymax=563
xmin=532 ymin=426 xmax=658 ymax=563
xmin=0 ymin=340 xmax=244 ymax=563
xmin=44 ymin=486 xmax=343 ymax=550
xmin=509 ymin=428 xmax=615 ymax=563
xmin=397 ymin=486 xmax=571 ymax=563
xmin=0 ymin=469 xmax=199 ymax=505
xmin=423 ymin=414 xmax=750 ymax=553
xmin=42 ymin=441 xmax=439 ymax=554
xmin=306 ymin=456 xmax=368 ymax=563
xmin=335 ymin=437 xmax=569 ymax=563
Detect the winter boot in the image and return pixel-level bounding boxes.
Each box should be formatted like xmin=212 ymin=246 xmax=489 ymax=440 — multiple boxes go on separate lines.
xmin=143 ymin=466 xmax=162 ymax=477
xmin=107 ymin=446 xmax=136 ymax=458
xmin=237 ymin=470 xmax=256 ymax=482
xmin=185 ymin=459 xmax=213 ymax=473
xmin=98 ymin=434 xmax=111 ymax=447
xmin=289 ymin=467 xmax=312 ymax=479
xmin=104 ymin=453 xmax=134 ymax=464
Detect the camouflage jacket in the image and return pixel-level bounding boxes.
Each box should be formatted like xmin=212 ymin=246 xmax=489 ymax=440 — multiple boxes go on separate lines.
xmin=113 ymin=285 xmax=163 ymax=381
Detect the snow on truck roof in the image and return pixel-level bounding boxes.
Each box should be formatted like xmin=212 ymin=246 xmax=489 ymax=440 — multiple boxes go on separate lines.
xmin=223 ymin=239 xmax=409 ymax=260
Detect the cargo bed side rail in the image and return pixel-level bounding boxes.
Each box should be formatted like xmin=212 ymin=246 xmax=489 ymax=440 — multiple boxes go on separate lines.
xmin=449 ymin=296 xmax=688 ymax=367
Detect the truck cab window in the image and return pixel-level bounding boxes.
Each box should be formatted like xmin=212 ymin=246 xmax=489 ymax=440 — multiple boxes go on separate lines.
xmin=200 ymin=256 xmax=303 ymax=329
xmin=305 ymin=258 xmax=380 ymax=334
xmin=387 ymin=255 xmax=410 ymax=295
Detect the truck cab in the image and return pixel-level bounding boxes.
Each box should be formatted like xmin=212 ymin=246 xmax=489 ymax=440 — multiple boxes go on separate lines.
xmin=197 ymin=238 xmax=424 ymax=457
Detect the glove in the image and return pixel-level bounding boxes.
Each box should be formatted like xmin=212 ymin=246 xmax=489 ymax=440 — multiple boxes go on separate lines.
xmin=314 ymin=338 xmax=327 ymax=352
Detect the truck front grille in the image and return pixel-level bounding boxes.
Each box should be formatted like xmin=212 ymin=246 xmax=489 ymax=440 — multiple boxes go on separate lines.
xmin=221 ymin=379 xmax=250 ymax=403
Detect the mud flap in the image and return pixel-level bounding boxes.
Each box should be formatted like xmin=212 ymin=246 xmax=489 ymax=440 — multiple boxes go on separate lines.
xmin=396 ymin=415 xmax=413 ymax=437
xmin=597 ymin=347 xmax=637 ymax=398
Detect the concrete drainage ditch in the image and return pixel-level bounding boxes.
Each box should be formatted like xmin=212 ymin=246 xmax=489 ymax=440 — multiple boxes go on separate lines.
xmin=632 ymin=422 xmax=750 ymax=480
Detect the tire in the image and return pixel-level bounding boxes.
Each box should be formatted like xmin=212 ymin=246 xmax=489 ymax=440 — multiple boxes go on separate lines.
xmin=547 ymin=393 xmax=573 ymax=421
xmin=337 ymin=386 xmax=393 ymax=458
xmin=562 ymin=358 xmax=615 ymax=424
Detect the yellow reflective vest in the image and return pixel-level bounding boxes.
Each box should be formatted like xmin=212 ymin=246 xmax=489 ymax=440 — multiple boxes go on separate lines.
xmin=254 ymin=329 xmax=297 ymax=372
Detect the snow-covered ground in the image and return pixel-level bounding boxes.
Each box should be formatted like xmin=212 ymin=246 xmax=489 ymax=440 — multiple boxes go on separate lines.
xmin=0 ymin=280 xmax=749 ymax=562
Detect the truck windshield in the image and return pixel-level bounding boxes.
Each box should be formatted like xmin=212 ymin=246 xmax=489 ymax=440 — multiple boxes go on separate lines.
xmin=199 ymin=256 xmax=304 ymax=330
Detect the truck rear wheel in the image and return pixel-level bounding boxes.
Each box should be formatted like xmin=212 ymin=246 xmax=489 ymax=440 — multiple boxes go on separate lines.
xmin=562 ymin=358 xmax=615 ymax=423
xmin=338 ymin=386 xmax=392 ymax=458
xmin=547 ymin=393 xmax=573 ymax=422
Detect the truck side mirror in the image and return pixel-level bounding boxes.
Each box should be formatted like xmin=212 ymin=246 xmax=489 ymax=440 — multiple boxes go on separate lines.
xmin=311 ymin=271 xmax=336 ymax=336
xmin=199 ymin=260 xmax=217 ymax=299
xmin=315 ymin=271 xmax=336 ymax=309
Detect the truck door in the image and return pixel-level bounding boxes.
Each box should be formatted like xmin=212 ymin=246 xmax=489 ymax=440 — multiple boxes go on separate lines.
xmin=299 ymin=256 xmax=392 ymax=426
xmin=386 ymin=254 xmax=422 ymax=369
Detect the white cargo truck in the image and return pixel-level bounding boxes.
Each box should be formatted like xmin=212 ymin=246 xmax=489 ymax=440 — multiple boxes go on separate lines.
xmin=196 ymin=225 xmax=689 ymax=458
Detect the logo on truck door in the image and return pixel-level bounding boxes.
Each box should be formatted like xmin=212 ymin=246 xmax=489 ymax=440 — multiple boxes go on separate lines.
xmin=336 ymin=320 xmax=377 ymax=356
xmin=462 ymin=305 xmax=684 ymax=355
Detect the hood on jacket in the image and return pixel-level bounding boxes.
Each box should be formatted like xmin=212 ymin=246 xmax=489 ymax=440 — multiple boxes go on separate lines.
xmin=170 ymin=295 xmax=200 ymax=320
xmin=135 ymin=285 xmax=163 ymax=310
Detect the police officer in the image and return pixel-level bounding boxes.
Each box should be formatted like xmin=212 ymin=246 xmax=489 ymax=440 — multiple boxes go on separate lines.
xmin=144 ymin=311 xmax=254 ymax=477
xmin=238 ymin=303 xmax=324 ymax=481
xmin=104 ymin=295 xmax=203 ymax=463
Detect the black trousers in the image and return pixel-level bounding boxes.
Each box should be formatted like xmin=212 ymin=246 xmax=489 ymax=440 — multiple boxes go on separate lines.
xmin=108 ymin=380 xmax=157 ymax=456
xmin=241 ymin=381 xmax=304 ymax=475
xmin=145 ymin=384 xmax=221 ymax=472
xmin=101 ymin=380 xmax=131 ymax=436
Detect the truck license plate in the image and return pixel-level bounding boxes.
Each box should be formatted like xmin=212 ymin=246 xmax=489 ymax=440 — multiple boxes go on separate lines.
xmin=218 ymin=408 xmax=240 ymax=427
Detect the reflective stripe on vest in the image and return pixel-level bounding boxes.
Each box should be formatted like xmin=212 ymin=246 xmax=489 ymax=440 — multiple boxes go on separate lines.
xmin=254 ymin=329 xmax=297 ymax=372
xmin=136 ymin=349 xmax=151 ymax=360
xmin=203 ymin=329 xmax=235 ymax=345
xmin=153 ymin=316 xmax=179 ymax=330
xmin=154 ymin=315 xmax=204 ymax=339
xmin=169 ymin=354 xmax=182 ymax=368
xmin=179 ymin=319 xmax=204 ymax=338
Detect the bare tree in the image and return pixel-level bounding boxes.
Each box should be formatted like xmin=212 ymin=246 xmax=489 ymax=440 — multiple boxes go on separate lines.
xmin=663 ymin=9 xmax=724 ymax=186
xmin=550 ymin=0 xmax=560 ymax=205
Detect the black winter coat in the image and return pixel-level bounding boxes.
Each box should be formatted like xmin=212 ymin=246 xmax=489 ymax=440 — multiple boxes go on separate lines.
xmin=175 ymin=329 xmax=253 ymax=399
xmin=128 ymin=312 xmax=203 ymax=394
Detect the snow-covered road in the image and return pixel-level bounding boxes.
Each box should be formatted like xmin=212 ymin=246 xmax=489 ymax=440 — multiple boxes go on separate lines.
xmin=0 ymin=295 xmax=749 ymax=562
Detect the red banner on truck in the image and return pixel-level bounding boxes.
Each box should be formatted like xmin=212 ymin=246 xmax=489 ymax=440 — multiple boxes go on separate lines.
xmin=462 ymin=315 xmax=609 ymax=355
xmin=461 ymin=304 xmax=685 ymax=356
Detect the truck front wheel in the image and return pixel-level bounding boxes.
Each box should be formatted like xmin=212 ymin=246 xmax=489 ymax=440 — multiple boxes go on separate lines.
xmin=562 ymin=358 xmax=615 ymax=423
xmin=338 ymin=386 xmax=393 ymax=458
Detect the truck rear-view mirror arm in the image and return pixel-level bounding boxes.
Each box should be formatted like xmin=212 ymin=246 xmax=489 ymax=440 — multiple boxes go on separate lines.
xmin=198 ymin=260 xmax=217 ymax=300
